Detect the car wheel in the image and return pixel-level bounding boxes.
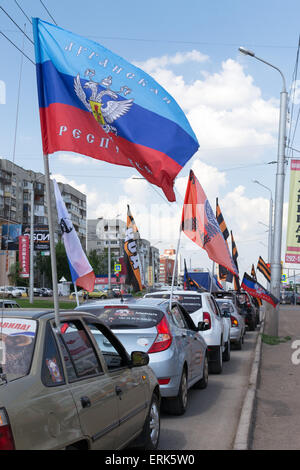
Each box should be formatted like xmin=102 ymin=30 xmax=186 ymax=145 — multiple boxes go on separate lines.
xmin=133 ymin=393 xmax=160 ymax=450
xmin=248 ymin=318 xmax=256 ymax=331
xmin=193 ymin=355 xmax=208 ymax=390
xmin=164 ymin=367 xmax=188 ymax=416
xmin=223 ymin=340 xmax=231 ymax=362
xmin=235 ymin=335 xmax=242 ymax=350
xmin=209 ymin=345 xmax=223 ymax=374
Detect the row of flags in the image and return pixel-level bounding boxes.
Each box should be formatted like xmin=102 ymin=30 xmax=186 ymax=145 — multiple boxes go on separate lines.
xmin=32 ymin=18 xmax=278 ymax=308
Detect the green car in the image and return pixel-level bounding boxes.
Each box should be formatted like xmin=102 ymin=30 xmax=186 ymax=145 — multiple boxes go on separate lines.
xmin=0 ymin=310 xmax=160 ymax=450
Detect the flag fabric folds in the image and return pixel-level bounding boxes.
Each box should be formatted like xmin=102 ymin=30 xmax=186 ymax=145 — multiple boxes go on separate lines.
xmin=216 ymin=198 xmax=233 ymax=283
xmin=184 ymin=259 xmax=203 ymax=291
xmin=53 ymin=179 xmax=95 ymax=291
xmin=241 ymin=273 xmax=279 ymax=308
xmin=124 ymin=206 xmax=143 ymax=292
xmin=231 ymin=231 xmax=240 ymax=291
xmin=181 ymin=170 xmax=238 ymax=276
xmin=250 ymin=264 xmax=262 ymax=306
xmin=32 ymin=19 xmax=199 ymax=202
xmin=257 ymin=256 xmax=271 ymax=282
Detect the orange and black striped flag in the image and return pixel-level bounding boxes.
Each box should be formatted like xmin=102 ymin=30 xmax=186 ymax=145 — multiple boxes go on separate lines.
xmin=257 ymin=256 xmax=271 ymax=282
xmin=216 ymin=198 xmax=233 ymax=283
xmin=124 ymin=205 xmax=143 ymax=292
xmin=231 ymin=231 xmax=240 ymax=291
xmin=250 ymin=264 xmax=262 ymax=305
xmin=251 ymin=264 xmax=257 ymax=280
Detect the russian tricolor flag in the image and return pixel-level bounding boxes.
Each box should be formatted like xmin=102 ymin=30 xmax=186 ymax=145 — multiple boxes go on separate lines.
xmin=53 ymin=179 xmax=95 ymax=292
xmin=32 ymin=19 xmax=199 ymax=202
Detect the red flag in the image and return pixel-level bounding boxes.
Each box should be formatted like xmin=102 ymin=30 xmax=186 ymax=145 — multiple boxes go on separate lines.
xmin=181 ymin=170 xmax=238 ymax=277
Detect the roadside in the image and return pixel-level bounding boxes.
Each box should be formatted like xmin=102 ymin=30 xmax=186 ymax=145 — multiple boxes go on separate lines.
xmin=251 ymin=305 xmax=300 ymax=450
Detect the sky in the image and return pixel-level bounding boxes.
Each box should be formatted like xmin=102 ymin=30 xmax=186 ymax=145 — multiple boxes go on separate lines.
xmin=1 ymin=0 xmax=300 ymax=287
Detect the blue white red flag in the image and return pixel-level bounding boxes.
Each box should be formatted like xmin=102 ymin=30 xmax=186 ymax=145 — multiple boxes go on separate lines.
xmin=32 ymin=19 xmax=199 ymax=202
xmin=53 ymin=179 xmax=95 ymax=291
xmin=241 ymin=273 xmax=279 ymax=308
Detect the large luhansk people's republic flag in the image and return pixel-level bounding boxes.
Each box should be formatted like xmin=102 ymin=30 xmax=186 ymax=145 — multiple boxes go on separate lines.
xmin=32 ymin=19 xmax=199 ymax=202
xmin=53 ymin=179 xmax=95 ymax=292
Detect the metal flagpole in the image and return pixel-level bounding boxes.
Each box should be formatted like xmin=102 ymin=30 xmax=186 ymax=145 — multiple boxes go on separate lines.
xmin=169 ymin=230 xmax=182 ymax=310
xmin=210 ymin=261 xmax=215 ymax=293
xmin=29 ymin=182 xmax=34 ymax=304
xmin=74 ymin=283 xmax=79 ymax=308
xmin=43 ymin=154 xmax=60 ymax=329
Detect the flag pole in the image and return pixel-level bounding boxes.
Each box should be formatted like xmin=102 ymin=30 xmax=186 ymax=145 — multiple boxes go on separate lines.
xmin=210 ymin=261 xmax=215 ymax=293
xmin=43 ymin=153 xmax=60 ymax=329
xmin=169 ymin=229 xmax=182 ymax=310
xmin=74 ymin=283 xmax=80 ymax=307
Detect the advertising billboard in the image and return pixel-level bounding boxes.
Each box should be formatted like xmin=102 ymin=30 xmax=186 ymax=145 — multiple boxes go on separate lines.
xmin=285 ymin=160 xmax=300 ymax=264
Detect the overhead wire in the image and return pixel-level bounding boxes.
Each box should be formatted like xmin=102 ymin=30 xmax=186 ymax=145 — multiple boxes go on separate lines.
xmin=14 ymin=0 xmax=32 ymax=25
xmin=0 ymin=5 xmax=34 ymax=45
xmin=287 ymin=35 xmax=300 ymax=159
xmin=39 ymin=0 xmax=57 ymax=26
xmin=0 ymin=30 xmax=35 ymax=65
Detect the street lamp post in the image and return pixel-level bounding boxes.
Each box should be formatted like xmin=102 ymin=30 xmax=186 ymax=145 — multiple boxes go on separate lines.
xmin=253 ymin=180 xmax=274 ymax=271
xmin=240 ymin=47 xmax=288 ymax=336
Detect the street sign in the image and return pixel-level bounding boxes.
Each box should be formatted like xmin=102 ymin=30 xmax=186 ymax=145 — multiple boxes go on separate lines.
xmin=281 ymin=274 xmax=287 ymax=283
xmin=114 ymin=263 xmax=121 ymax=273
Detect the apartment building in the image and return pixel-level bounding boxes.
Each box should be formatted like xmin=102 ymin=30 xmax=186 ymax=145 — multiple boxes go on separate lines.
xmin=0 ymin=158 xmax=87 ymax=248
xmin=87 ymin=217 xmax=160 ymax=284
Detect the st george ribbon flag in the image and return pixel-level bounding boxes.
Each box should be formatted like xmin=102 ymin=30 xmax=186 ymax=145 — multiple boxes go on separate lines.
xmin=184 ymin=259 xmax=202 ymax=291
xmin=53 ymin=180 xmax=95 ymax=291
xmin=241 ymin=273 xmax=279 ymax=308
xmin=124 ymin=206 xmax=143 ymax=292
xmin=181 ymin=170 xmax=238 ymax=276
xmin=32 ymin=19 xmax=199 ymax=202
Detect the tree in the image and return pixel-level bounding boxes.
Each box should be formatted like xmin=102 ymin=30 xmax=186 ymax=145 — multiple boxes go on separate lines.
xmin=35 ymin=241 xmax=71 ymax=285
xmin=8 ymin=261 xmax=28 ymax=286
xmin=88 ymin=248 xmax=115 ymax=276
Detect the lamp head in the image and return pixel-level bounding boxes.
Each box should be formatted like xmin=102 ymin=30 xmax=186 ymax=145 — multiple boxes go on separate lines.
xmin=239 ymin=47 xmax=255 ymax=57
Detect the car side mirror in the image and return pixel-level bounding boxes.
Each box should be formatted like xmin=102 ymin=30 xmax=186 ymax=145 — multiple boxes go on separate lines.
xmin=197 ymin=321 xmax=210 ymax=331
xmin=130 ymin=351 xmax=149 ymax=367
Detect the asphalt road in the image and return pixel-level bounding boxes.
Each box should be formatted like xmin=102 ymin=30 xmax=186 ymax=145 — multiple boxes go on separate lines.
xmin=158 ymin=328 xmax=259 ymax=450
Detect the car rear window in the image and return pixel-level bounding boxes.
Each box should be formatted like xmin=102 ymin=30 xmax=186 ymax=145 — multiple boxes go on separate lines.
xmin=146 ymin=294 xmax=202 ymax=313
xmin=93 ymin=307 xmax=164 ymax=329
xmin=0 ymin=317 xmax=37 ymax=382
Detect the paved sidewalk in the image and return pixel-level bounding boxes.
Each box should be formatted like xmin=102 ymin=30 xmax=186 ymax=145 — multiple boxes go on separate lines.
xmin=251 ymin=306 xmax=300 ymax=450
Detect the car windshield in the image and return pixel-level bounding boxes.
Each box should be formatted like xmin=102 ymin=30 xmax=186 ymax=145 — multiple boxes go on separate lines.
xmin=92 ymin=307 xmax=164 ymax=329
xmin=146 ymin=293 xmax=202 ymax=313
xmin=0 ymin=317 xmax=37 ymax=382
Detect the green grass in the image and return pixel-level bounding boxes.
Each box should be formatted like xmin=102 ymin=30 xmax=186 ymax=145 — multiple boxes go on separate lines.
xmin=16 ymin=298 xmax=77 ymax=310
xmin=261 ymin=334 xmax=292 ymax=345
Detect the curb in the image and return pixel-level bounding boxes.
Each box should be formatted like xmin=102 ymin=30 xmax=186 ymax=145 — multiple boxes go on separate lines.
xmin=232 ymin=309 xmax=265 ymax=450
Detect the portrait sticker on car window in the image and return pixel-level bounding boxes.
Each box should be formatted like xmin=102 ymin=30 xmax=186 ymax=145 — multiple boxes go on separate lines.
xmin=46 ymin=358 xmax=63 ymax=384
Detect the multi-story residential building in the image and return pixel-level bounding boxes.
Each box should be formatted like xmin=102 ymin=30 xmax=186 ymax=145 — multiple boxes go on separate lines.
xmin=159 ymin=248 xmax=177 ymax=285
xmin=87 ymin=217 xmax=160 ymax=284
xmin=0 ymin=159 xmax=87 ymax=247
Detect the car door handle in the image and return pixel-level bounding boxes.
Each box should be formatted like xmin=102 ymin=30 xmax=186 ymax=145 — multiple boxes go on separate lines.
xmin=80 ymin=396 xmax=91 ymax=409
xmin=115 ymin=386 xmax=123 ymax=399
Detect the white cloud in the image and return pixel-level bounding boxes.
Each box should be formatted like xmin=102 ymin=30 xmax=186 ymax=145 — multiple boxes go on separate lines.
xmin=134 ymin=50 xmax=209 ymax=73
xmin=141 ymin=55 xmax=278 ymax=164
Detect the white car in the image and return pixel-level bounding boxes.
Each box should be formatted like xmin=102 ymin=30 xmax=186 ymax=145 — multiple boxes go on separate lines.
xmin=144 ymin=290 xmax=230 ymax=374
xmin=216 ymin=298 xmax=245 ymax=350
xmin=0 ymin=286 xmax=22 ymax=298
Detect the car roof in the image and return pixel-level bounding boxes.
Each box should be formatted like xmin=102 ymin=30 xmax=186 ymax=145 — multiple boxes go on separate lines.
xmin=145 ymin=290 xmax=206 ymax=296
xmin=0 ymin=309 xmax=101 ymax=321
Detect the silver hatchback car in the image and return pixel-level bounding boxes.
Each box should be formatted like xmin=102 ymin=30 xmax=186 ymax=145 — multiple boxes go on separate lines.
xmin=76 ymin=298 xmax=208 ymax=416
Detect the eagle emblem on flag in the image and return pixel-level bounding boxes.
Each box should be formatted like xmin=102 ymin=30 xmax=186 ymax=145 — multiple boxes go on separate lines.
xmin=74 ymin=69 xmax=134 ymax=135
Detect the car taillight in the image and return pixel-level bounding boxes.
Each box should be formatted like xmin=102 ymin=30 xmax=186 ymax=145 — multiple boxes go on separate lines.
xmin=203 ymin=312 xmax=211 ymax=329
xmin=230 ymin=315 xmax=239 ymax=327
xmin=148 ymin=316 xmax=172 ymax=354
xmin=0 ymin=408 xmax=15 ymax=450
xmin=158 ymin=378 xmax=171 ymax=385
